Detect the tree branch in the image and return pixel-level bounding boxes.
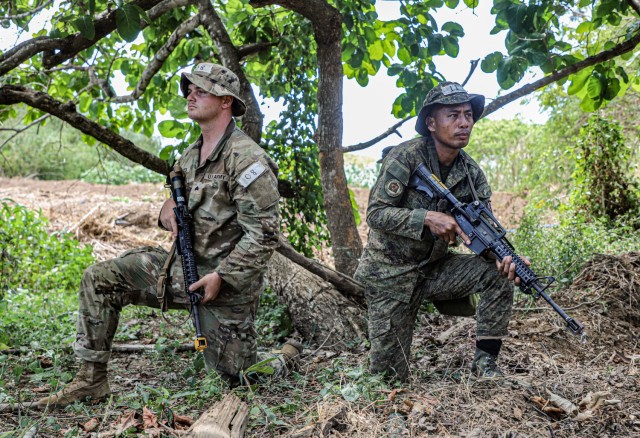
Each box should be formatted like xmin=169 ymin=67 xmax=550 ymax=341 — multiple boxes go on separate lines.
xmin=237 ymin=41 xmax=278 ymax=59
xmin=276 ymin=236 xmax=364 ymax=300
xmin=627 ymin=0 xmax=640 ymax=15
xmin=197 ymin=0 xmax=263 ymax=142
xmin=483 ymin=30 xmax=640 ymax=117
xmin=0 ymin=37 xmax=63 ymax=77
xmin=112 ymin=14 xmax=201 ymax=103
xmin=0 ymin=85 xmax=169 ymax=175
xmin=3 ymin=0 xmax=54 ymax=20
xmin=0 ymin=114 xmax=51 ymax=151
xmin=461 ymin=59 xmax=479 ymax=87
xmin=342 ymin=115 xmax=412 ymax=153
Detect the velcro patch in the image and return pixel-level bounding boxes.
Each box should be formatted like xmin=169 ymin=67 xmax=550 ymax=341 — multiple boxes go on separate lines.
xmin=441 ymin=83 xmax=465 ymax=95
xmin=193 ymin=63 xmax=214 ymax=74
xmin=204 ymin=173 xmax=229 ymax=181
xmin=384 ymin=179 xmax=404 ymax=197
xmin=237 ymin=161 xmax=267 ymax=188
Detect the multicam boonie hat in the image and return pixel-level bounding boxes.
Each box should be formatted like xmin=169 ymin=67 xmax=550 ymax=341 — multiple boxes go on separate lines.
xmin=415 ymin=82 xmax=485 ymax=136
xmin=180 ymin=63 xmax=247 ymax=117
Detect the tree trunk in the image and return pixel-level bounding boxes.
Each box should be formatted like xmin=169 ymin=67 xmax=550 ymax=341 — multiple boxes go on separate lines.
xmin=249 ymin=0 xmax=364 ymax=277
xmin=267 ymin=252 xmax=367 ymax=350
xmin=312 ymin=4 xmax=363 ymax=277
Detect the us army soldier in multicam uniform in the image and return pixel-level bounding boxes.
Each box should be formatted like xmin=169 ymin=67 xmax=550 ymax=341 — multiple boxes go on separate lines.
xmin=355 ymin=82 xmax=529 ymax=382
xmin=38 ymin=63 xmax=301 ymax=408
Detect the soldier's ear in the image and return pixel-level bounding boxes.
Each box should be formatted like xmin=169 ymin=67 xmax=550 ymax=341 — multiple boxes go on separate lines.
xmin=221 ymin=95 xmax=233 ymax=109
xmin=427 ymin=116 xmax=436 ymax=132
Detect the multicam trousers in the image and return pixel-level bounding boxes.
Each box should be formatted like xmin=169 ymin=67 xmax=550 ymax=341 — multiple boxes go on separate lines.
xmin=72 ymin=246 xmax=260 ymax=384
xmin=366 ymin=254 xmax=514 ymax=382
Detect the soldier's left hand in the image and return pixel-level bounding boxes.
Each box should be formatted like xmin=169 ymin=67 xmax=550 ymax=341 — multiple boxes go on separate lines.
xmin=189 ymin=272 xmax=222 ymax=304
xmin=496 ymin=255 xmax=531 ymax=285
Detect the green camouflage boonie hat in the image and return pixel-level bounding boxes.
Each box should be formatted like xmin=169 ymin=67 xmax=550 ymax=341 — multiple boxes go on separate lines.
xmin=415 ymin=82 xmax=485 ymax=136
xmin=180 ymin=63 xmax=247 ymax=117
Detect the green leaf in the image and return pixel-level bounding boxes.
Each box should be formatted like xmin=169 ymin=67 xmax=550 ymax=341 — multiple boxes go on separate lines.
xmin=341 ymin=384 xmax=360 ymax=402
xmin=427 ymin=34 xmax=442 ymax=56
xmin=364 ymin=27 xmax=377 ymax=44
xmin=586 ymin=74 xmax=603 ymax=98
xmin=87 ymin=0 xmax=95 ymax=15
xmin=464 ymin=0 xmax=479 ymax=7
xmin=397 ymin=46 xmax=411 ymax=64
xmin=595 ymin=1 xmax=616 ymax=19
xmin=442 ymin=21 xmax=464 ymax=37
xmin=567 ymin=68 xmax=592 ymax=95
xmin=158 ymin=120 xmax=186 ymax=138
xmin=603 ymin=77 xmax=620 ymax=100
xmin=368 ymin=40 xmax=384 ymax=61
xmin=443 ymin=36 xmax=459 ymax=57
xmin=481 ymin=52 xmax=503 ymax=73
xmin=73 ymin=16 xmax=95 ymax=39
xmin=116 ymin=4 xmax=141 ymax=42
xmin=576 ymin=21 xmax=592 ymax=34
xmin=445 ymin=0 xmax=459 ymax=8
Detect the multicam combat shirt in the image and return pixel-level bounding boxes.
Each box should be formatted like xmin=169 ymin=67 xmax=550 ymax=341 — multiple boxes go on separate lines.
xmin=165 ymin=121 xmax=280 ymax=306
xmin=354 ymin=137 xmax=492 ymax=303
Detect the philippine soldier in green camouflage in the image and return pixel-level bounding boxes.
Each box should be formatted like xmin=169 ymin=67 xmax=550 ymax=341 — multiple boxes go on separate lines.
xmin=37 ymin=63 xmax=301 ymax=409
xmin=355 ymin=82 xmax=528 ymax=382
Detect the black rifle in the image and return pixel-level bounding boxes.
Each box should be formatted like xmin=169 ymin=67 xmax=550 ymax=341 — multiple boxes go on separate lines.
xmin=169 ymin=164 xmax=208 ymax=351
xmin=409 ymin=163 xmax=584 ymax=335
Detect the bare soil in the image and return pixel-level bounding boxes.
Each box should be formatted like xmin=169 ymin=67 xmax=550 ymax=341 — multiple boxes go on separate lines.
xmin=1 ymin=177 xmax=638 ymax=437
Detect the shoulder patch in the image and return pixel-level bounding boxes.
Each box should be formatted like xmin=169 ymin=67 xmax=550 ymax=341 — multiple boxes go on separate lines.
xmin=385 ymin=179 xmax=404 ymax=197
xmin=237 ymin=161 xmax=267 ymax=188
xmin=385 ymin=157 xmax=411 ymax=185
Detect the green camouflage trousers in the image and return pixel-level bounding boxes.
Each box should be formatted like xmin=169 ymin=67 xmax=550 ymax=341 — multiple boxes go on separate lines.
xmin=72 ymin=246 xmax=266 ymax=384
xmin=366 ymin=254 xmax=514 ymax=382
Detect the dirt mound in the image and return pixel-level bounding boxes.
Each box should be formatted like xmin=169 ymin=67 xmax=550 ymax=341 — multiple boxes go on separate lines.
xmin=571 ymin=252 xmax=640 ymax=326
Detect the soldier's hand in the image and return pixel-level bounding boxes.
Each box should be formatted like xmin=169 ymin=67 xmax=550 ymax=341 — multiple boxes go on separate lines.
xmin=160 ymin=199 xmax=178 ymax=238
xmin=424 ymin=211 xmax=471 ymax=245
xmin=190 ymin=272 xmax=222 ymax=304
xmin=496 ymin=255 xmax=531 ymax=285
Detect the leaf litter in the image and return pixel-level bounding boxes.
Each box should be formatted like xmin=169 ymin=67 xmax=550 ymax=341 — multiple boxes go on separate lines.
xmin=0 ymin=178 xmax=639 ymax=437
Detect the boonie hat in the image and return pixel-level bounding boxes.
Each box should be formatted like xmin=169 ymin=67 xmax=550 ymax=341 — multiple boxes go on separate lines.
xmin=180 ymin=63 xmax=247 ymax=117
xmin=415 ymin=82 xmax=485 ymax=136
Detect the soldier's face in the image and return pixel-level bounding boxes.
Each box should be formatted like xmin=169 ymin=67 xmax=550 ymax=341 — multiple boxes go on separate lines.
xmin=186 ymin=84 xmax=232 ymax=123
xmin=427 ymin=103 xmax=474 ymax=150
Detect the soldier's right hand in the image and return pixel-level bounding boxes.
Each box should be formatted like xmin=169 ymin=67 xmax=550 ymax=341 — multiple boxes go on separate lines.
xmin=424 ymin=211 xmax=471 ymax=245
xmin=160 ymin=198 xmax=178 ymax=238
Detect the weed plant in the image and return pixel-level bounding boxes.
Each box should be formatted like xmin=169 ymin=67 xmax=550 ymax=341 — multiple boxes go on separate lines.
xmin=0 ymin=200 xmax=94 ymax=408
xmin=513 ymin=203 xmax=640 ymax=288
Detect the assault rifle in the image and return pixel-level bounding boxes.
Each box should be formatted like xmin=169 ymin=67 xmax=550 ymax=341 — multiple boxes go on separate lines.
xmin=169 ymin=164 xmax=208 ymax=352
xmin=409 ymin=163 xmax=584 ymax=335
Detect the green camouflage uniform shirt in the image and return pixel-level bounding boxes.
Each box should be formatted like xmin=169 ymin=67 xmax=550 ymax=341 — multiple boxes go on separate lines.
xmin=354 ymin=136 xmax=492 ymax=302
xmin=164 ymin=120 xmax=280 ymax=306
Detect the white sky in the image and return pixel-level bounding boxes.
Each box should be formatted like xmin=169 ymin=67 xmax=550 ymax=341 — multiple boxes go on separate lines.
xmin=1 ymin=1 xmax=548 ymax=161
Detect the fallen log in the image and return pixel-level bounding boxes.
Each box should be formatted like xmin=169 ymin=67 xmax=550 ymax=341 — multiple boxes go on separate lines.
xmin=276 ymin=236 xmax=364 ymax=302
xmin=267 ymin=252 xmax=367 ymax=350
xmin=184 ymin=393 xmax=249 ymax=438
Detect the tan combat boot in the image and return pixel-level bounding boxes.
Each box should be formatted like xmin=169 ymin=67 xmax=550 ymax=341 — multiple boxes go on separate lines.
xmin=37 ymin=361 xmax=110 ymax=409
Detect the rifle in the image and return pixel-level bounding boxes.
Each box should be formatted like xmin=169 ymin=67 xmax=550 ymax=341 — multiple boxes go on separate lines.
xmin=169 ymin=164 xmax=208 ymax=352
xmin=409 ymin=163 xmax=584 ymax=335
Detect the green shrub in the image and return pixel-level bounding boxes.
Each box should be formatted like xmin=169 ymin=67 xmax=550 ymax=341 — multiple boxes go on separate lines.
xmin=80 ymin=159 xmax=163 ymax=185
xmin=0 ymin=200 xmax=95 ymax=349
xmin=512 ymin=204 xmax=639 ymax=286
xmin=569 ymin=115 xmax=640 ymax=227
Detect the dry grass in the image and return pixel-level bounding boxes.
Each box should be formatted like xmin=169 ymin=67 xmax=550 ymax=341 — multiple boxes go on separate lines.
xmin=0 ymin=178 xmax=638 ymax=437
